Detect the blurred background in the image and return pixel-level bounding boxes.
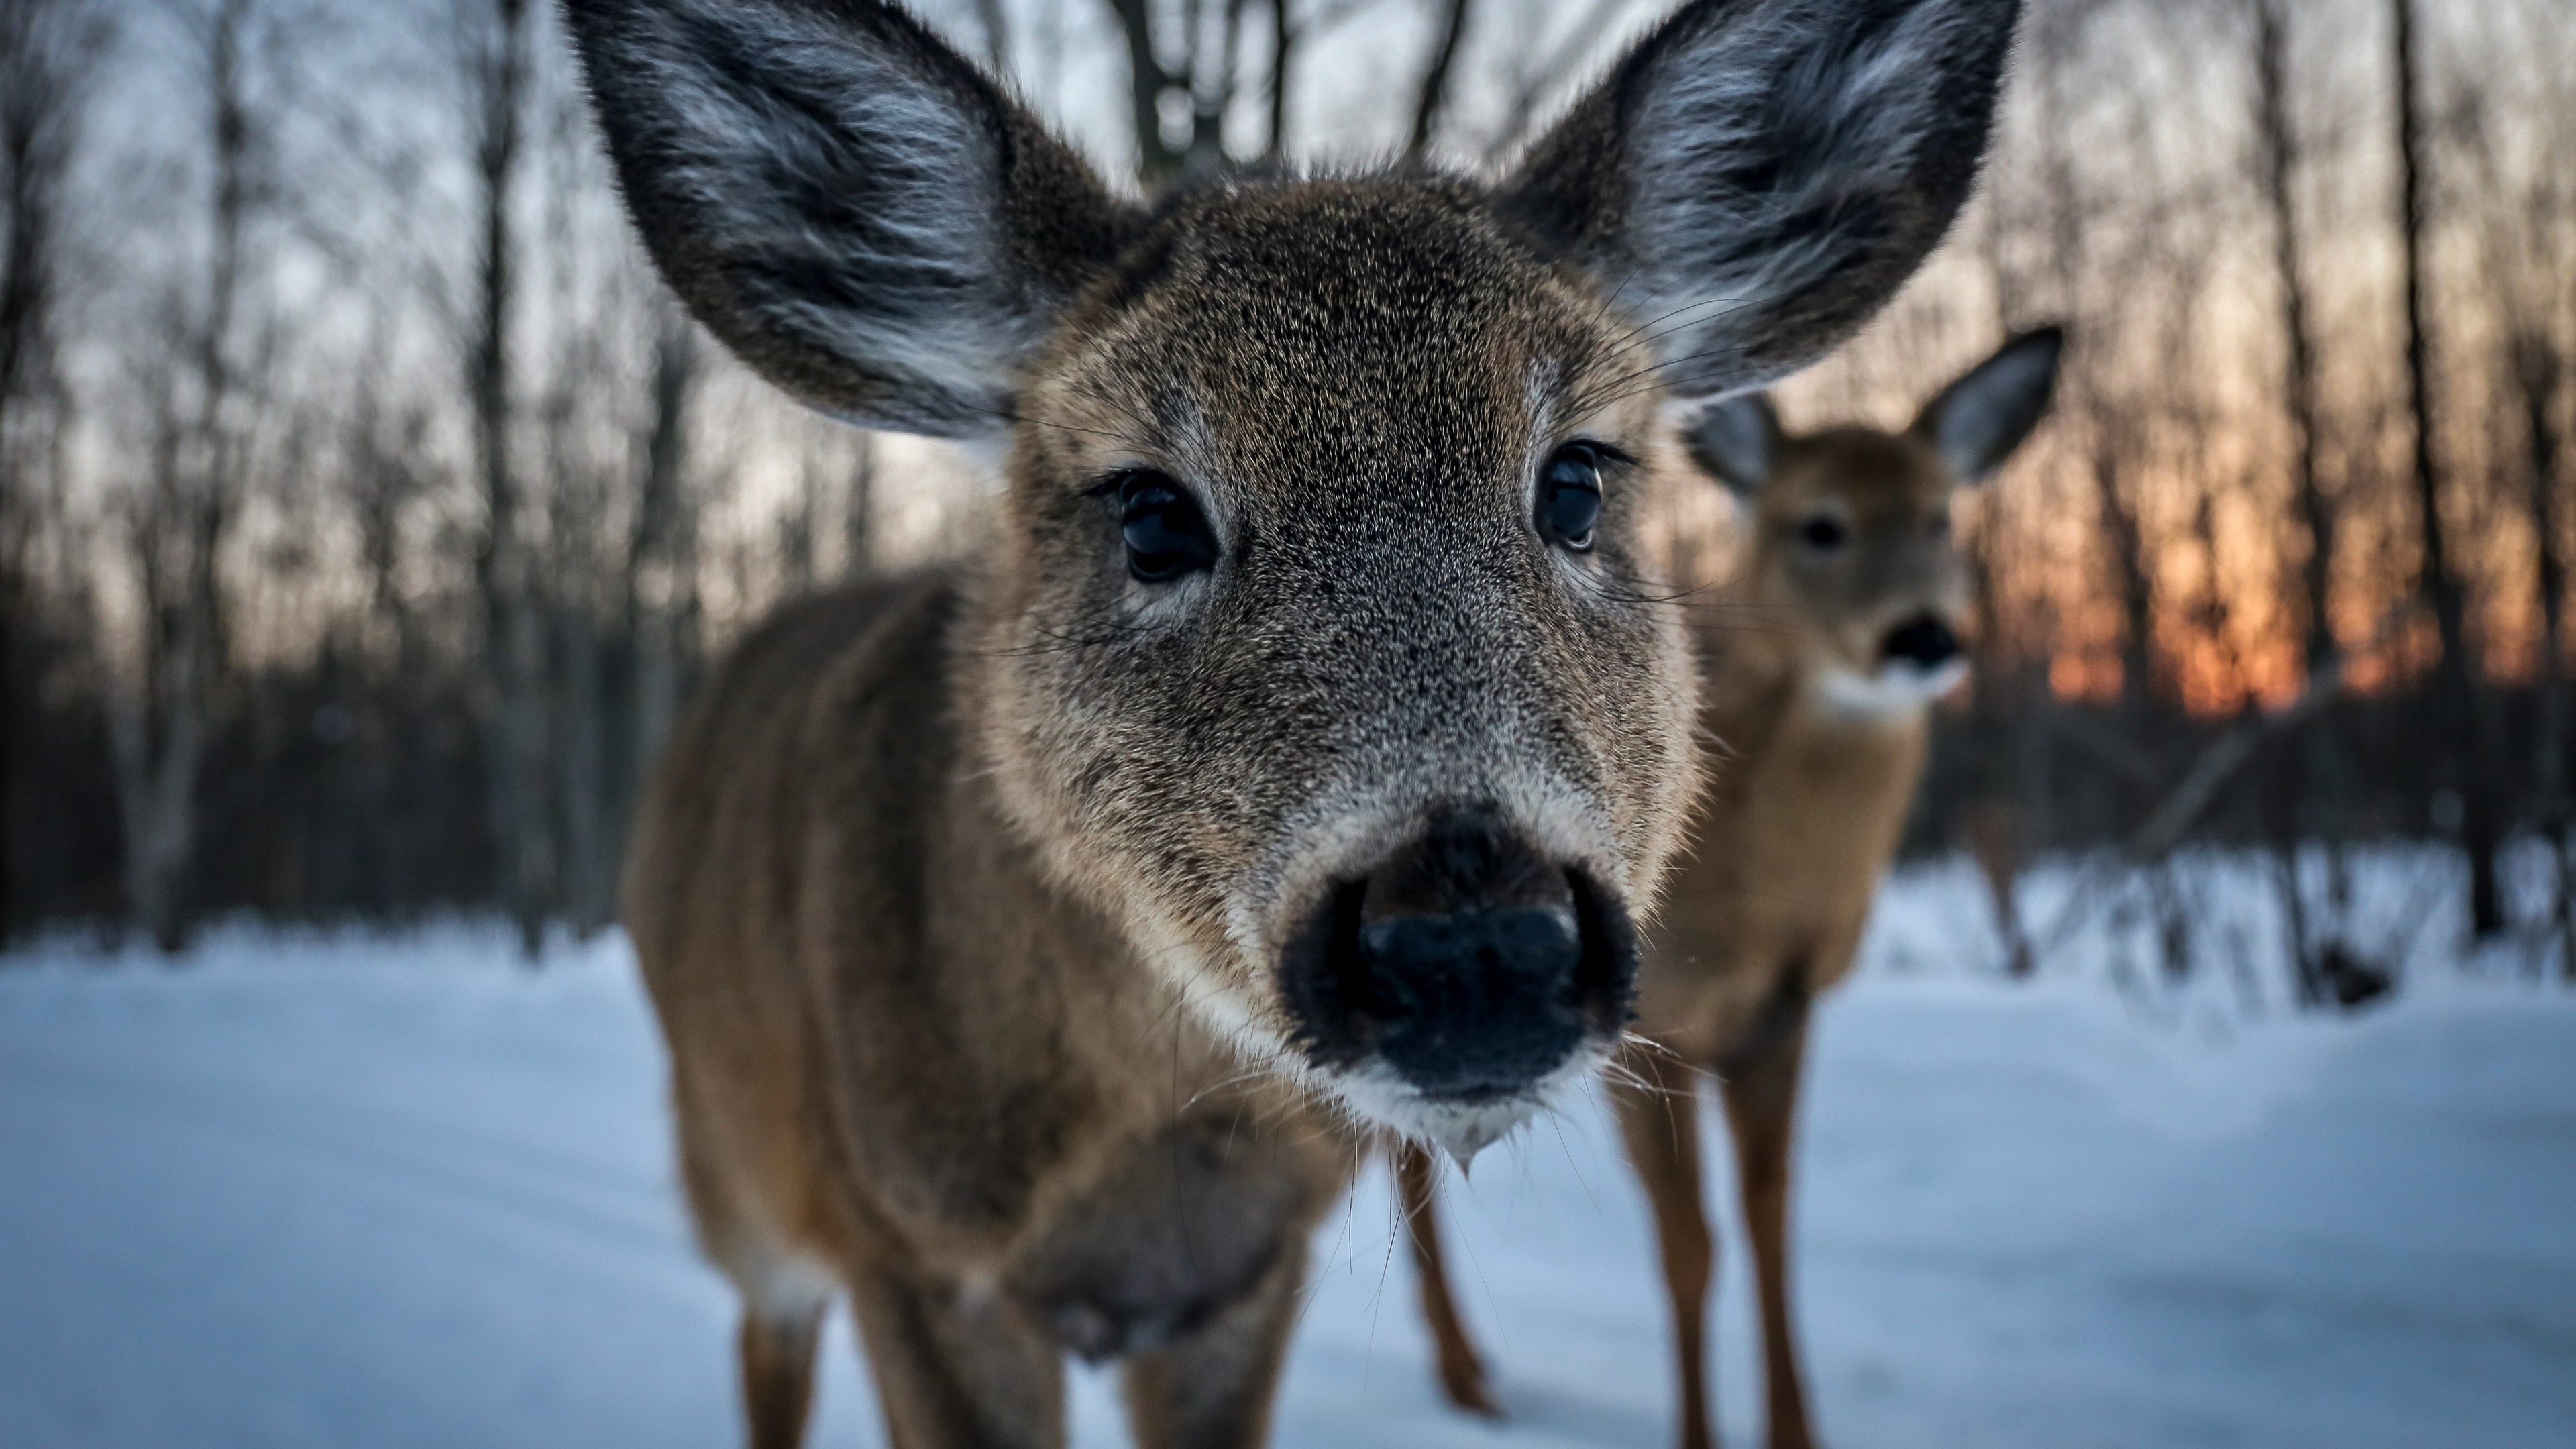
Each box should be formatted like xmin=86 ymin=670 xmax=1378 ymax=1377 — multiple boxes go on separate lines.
xmin=5 ymin=0 xmax=2574 ymax=997
xmin=2 ymin=3 xmax=2573 ymax=1447
xmin=0 ymin=0 xmax=2567 ymax=989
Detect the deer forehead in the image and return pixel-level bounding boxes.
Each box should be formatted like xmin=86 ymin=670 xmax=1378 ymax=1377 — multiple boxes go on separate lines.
xmin=1022 ymin=184 xmax=1652 ymax=497
xmin=1762 ymin=428 xmax=1954 ymax=525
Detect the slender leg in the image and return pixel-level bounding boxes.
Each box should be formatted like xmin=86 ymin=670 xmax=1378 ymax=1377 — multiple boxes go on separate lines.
xmin=1395 ymin=1140 xmax=1505 ymax=1417
xmin=1719 ymin=1008 xmax=1815 ymax=1449
xmin=738 ymin=1300 xmax=826 ymax=1449
xmin=843 ymin=1257 xmax=1065 ymax=1449
xmin=1124 ymin=1241 xmax=1309 ymax=1449
xmin=671 ymin=1069 xmax=833 ymax=1449
xmin=1613 ymin=1044 xmax=1718 ymax=1449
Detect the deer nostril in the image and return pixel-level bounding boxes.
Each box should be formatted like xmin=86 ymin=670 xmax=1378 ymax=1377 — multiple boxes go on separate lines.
xmin=1882 ymin=615 xmax=1961 ymax=669
xmin=1354 ymin=902 xmax=1587 ymax=1100
xmin=1279 ymin=807 xmax=1636 ymax=1104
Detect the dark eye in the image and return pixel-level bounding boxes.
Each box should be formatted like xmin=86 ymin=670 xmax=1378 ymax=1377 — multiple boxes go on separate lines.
xmin=1540 ymin=443 xmax=1605 ymax=551
xmin=1799 ymin=514 xmax=1848 ymax=551
xmin=1116 ymin=472 xmax=1219 ymax=583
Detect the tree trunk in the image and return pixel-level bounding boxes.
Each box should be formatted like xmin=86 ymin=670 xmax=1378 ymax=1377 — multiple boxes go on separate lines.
xmin=101 ymin=0 xmax=257 ymax=955
xmin=625 ymin=301 xmax=699 ymax=871
xmin=2512 ymin=329 xmax=2571 ymax=975
xmin=2255 ymin=0 xmax=2330 ymax=676
xmin=2392 ymin=0 xmax=2498 ymax=938
xmin=843 ymin=431 xmax=874 ymax=578
xmin=466 ymin=0 xmax=549 ymax=957
xmin=557 ymin=596 xmax=614 ymax=936
xmin=2252 ymin=0 xmax=2341 ymax=980
xmin=1405 ymin=0 xmax=1473 ymax=162
xmin=1264 ymin=0 xmax=1294 ymax=160
xmin=1104 ymin=0 xmax=1183 ymax=182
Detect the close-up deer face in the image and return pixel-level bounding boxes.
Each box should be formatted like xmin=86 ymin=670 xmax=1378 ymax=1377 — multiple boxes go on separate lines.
xmin=985 ymin=182 xmax=1699 ymax=1156
xmin=1690 ymin=329 xmax=2063 ymax=718
xmin=569 ymin=0 xmax=2022 ymax=1155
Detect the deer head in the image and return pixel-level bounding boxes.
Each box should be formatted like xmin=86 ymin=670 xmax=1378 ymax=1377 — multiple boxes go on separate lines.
xmin=1689 ymin=327 xmax=2062 ymax=718
xmin=569 ymin=0 xmax=2023 ymax=1159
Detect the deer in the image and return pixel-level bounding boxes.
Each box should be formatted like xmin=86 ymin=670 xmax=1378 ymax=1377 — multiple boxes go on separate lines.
xmin=564 ymin=0 xmax=2025 ymax=1444
xmin=1397 ymin=327 xmax=2064 ymax=1448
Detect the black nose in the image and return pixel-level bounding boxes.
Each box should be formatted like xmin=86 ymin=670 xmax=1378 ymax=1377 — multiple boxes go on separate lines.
xmin=1882 ymin=614 xmax=1961 ymax=669
xmin=1281 ymin=806 xmax=1635 ymax=1102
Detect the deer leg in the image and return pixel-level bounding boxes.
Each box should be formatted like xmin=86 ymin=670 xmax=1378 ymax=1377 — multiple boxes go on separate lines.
xmin=737 ymin=1295 xmax=825 ymax=1449
xmin=842 ymin=1257 xmax=1065 ymax=1449
xmin=674 ymin=1070 xmax=835 ymax=1449
xmin=1122 ymin=1240 xmax=1308 ymax=1449
xmin=1613 ymin=1046 xmax=1719 ymax=1449
xmin=1719 ymin=999 xmax=1816 ymax=1449
xmin=1395 ymin=1140 xmax=1505 ymax=1417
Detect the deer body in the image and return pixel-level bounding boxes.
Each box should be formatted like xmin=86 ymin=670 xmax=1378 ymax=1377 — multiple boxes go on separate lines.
xmin=1644 ymin=624 xmax=1933 ymax=1062
xmin=631 ymin=575 xmax=1354 ymax=1447
xmin=1405 ymin=333 xmax=2063 ymax=1449
xmin=570 ymin=0 xmax=2021 ymax=1443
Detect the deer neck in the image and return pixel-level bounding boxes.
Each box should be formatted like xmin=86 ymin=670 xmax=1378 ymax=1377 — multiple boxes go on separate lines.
xmin=1693 ymin=583 xmax=1931 ymax=793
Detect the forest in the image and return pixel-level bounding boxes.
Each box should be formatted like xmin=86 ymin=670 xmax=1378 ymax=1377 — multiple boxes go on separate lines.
xmin=1 ymin=0 xmax=2570 ymax=996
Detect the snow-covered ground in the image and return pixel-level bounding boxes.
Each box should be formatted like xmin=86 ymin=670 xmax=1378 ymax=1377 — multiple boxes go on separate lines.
xmin=4 ymin=858 xmax=2573 ymax=1448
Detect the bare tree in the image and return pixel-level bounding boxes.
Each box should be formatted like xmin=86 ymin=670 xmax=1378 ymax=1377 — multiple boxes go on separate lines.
xmin=2510 ymin=317 xmax=2573 ymax=973
xmin=105 ymin=0 xmax=286 ymax=951
xmin=2461 ymin=0 xmax=2576 ymax=972
xmin=1404 ymin=0 xmax=1473 ymax=160
xmin=2390 ymin=0 xmax=2501 ymax=938
xmin=1095 ymin=0 xmax=1468 ymax=179
xmin=0 ymin=0 xmax=109 ymax=940
xmin=455 ymin=0 xmax=549 ymax=955
xmin=842 ymin=427 xmax=875 ymax=578
xmin=2253 ymin=0 xmax=2330 ymax=674
xmin=625 ymin=296 xmax=700 ymax=851
xmin=2247 ymin=0 xmax=2354 ymax=996
xmin=1102 ymin=0 xmax=1201 ymax=180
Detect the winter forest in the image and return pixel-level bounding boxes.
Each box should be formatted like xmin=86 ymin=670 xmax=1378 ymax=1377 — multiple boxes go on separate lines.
xmin=4 ymin=0 xmax=2575 ymax=977
xmin=5 ymin=3 xmax=2575 ymax=1448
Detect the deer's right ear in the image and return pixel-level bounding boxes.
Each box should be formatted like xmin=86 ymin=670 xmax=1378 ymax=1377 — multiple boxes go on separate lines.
xmin=1502 ymin=0 xmax=2023 ymax=403
xmin=1912 ymin=325 xmax=2063 ymax=482
xmin=566 ymin=0 xmax=1140 ymax=439
xmin=1686 ymin=394 xmax=1780 ymax=496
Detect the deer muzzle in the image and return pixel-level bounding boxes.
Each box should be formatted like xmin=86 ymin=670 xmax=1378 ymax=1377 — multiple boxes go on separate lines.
xmin=1281 ymin=804 xmax=1635 ymax=1106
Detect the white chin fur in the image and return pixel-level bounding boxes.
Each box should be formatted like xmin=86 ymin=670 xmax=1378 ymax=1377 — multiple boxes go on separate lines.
xmin=1322 ymin=1049 xmax=1603 ymax=1170
xmin=1815 ymin=656 xmax=1968 ymax=722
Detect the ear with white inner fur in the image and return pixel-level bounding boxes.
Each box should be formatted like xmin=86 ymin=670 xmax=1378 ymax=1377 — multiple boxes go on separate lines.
xmin=1913 ymin=325 xmax=2063 ymax=482
xmin=1685 ymin=393 xmax=1781 ymax=495
xmin=564 ymin=0 xmax=1139 ymax=439
xmin=1503 ymin=0 xmax=2023 ymax=403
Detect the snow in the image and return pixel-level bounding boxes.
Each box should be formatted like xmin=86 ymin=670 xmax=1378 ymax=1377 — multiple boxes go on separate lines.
xmin=4 ymin=862 xmax=2574 ymax=1449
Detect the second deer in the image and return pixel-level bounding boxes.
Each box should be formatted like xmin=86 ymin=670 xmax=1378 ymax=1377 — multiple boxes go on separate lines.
xmin=1402 ymin=329 xmax=2063 ymax=1449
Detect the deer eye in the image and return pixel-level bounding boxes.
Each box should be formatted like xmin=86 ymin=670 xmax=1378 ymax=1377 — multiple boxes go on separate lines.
xmin=1540 ymin=443 xmax=1605 ymax=551
xmin=1797 ymin=514 xmax=1849 ymax=551
xmin=1118 ymin=473 xmax=1218 ymax=583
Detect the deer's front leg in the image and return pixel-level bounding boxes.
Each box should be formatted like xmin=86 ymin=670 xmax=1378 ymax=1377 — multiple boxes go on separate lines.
xmin=1120 ymin=1241 xmax=1309 ymax=1449
xmin=1615 ymin=1043 xmax=1721 ymax=1449
xmin=1719 ymin=986 xmax=1817 ymax=1449
xmin=843 ymin=1258 xmax=1066 ymax=1449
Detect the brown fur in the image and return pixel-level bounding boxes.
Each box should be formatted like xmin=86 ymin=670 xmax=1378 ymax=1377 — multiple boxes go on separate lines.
xmin=1407 ymin=332 xmax=2061 ymax=1449
xmin=572 ymin=0 xmax=2025 ymax=1442
xmin=625 ymin=188 xmax=1701 ymax=1444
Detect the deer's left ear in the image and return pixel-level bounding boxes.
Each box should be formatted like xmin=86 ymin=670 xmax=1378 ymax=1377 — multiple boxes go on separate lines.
xmin=1502 ymin=0 xmax=2023 ymax=403
xmin=565 ymin=0 xmax=1140 ymax=439
xmin=1913 ymin=326 xmax=2063 ymax=482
